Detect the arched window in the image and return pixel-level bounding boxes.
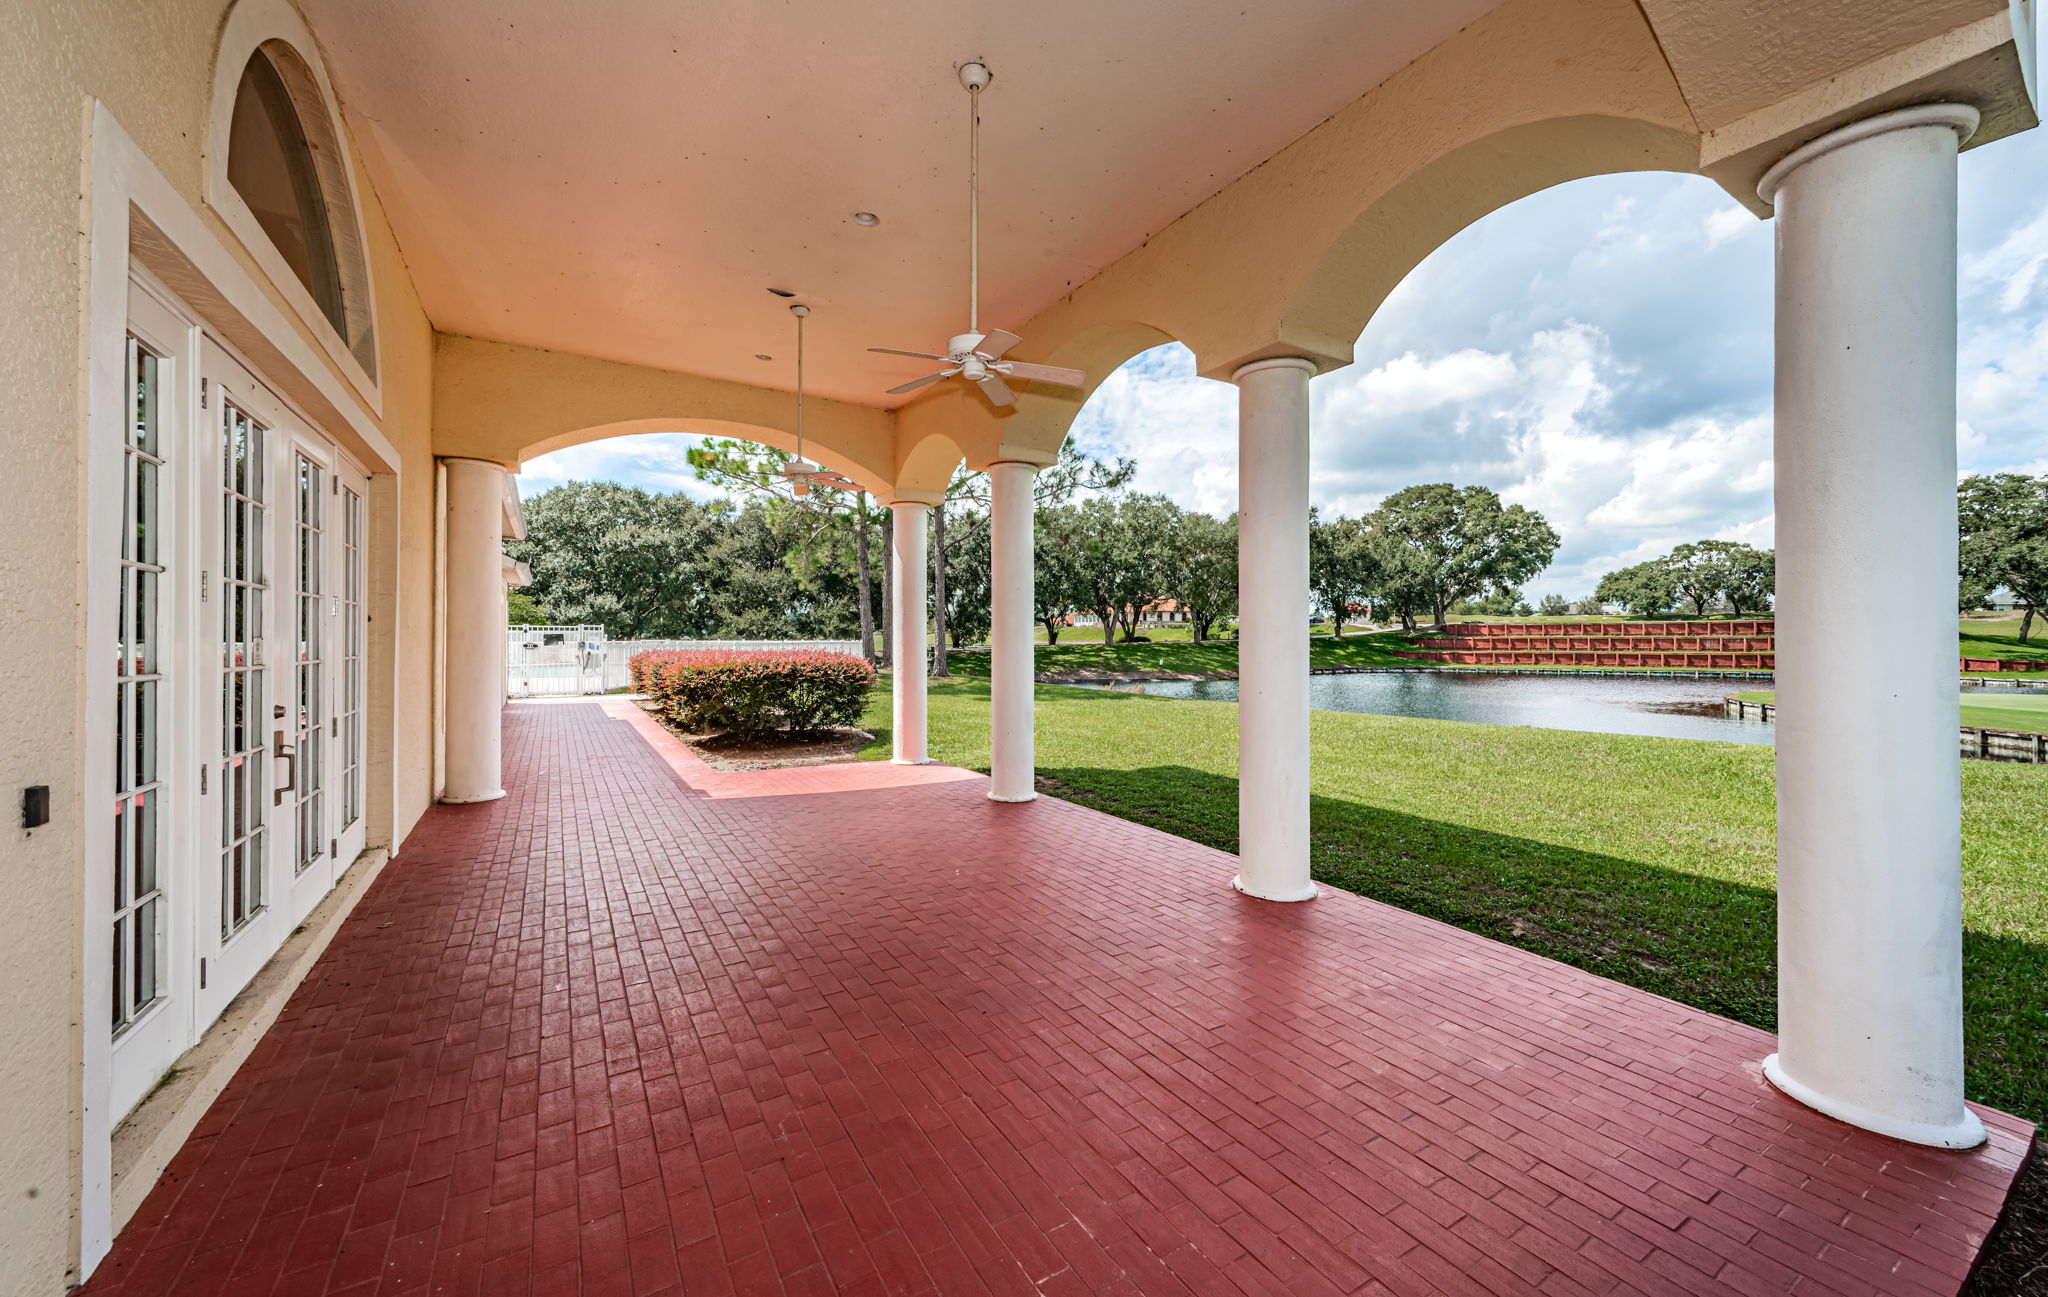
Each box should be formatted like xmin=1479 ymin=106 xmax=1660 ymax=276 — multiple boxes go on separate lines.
xmin=218 ymin=37 xmax=377 ymax=379
xmin=229 ymin=48 xmax=343 ymax=334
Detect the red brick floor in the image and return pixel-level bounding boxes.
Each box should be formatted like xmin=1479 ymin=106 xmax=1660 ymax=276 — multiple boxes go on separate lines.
xmin=83 ymin=698 xmax=2032 ymax=1297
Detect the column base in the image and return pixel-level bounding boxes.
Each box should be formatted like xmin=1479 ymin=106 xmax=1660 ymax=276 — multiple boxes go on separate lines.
xmin=889 ymin=756 xmax=932 ymax=766
xmin=1232 ymin=875 xmax=1318 ymax=903
xmin=1761 ymin=1053 xmax=1987 ymax=1149
xmin=439 ymin=789 xmax=506 ymax=805
xmin=986 ymin=791 xmax=1037 ymax=804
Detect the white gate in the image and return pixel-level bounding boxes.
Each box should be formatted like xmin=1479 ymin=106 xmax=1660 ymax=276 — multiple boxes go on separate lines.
xmin=507 ymin=624 xmax=608 ymax=697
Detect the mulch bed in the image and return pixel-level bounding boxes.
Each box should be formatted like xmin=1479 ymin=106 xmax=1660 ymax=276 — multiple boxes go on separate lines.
xmin=1968 ymin=1136 xmax=2047 ymax=1294
xmin=638 ymin=700 xmax=872 ymax=771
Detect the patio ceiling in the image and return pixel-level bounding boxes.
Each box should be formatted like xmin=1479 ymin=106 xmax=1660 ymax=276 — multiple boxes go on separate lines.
xmin=299 ymin=0 xmax=1505 ymax=407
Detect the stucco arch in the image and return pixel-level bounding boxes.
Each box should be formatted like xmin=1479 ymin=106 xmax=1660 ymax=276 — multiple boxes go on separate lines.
xmin=1282 ymin=115 xmax=1701 ymax=362
xmin=909 ymin=319 xmax=1185 ymax=474
xmin=990 ymin=0 xmax=1704 ymax=383
xmin=432 ymin=333 xmax=899 ymax=496
xmin=515 ymin=418 xmax=892 ymax=498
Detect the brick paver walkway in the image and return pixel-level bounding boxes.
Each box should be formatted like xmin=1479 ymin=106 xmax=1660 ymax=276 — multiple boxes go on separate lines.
xmin=84 ymin=698 xmax=2031 ymax=1296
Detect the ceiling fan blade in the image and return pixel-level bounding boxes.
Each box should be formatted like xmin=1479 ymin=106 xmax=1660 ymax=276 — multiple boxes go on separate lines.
xmin=885 ymin=371 xmax=952 ymax=395
xmin=995 ymin=361 xmax=1088 ymax=388
xmin=974 ymin=372 xmax=1017 ymax=408
xmin=869 ymin=347 xmax=947 ymax=360
xmin=976 ymin=329 xmax=1023 ymax=360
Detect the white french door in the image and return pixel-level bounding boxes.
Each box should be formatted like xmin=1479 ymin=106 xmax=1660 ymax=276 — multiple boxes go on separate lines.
xmin=194 ymin=340 xmax=370 ymax=1025
xmin=109 ymin=282 xmax=194 ymax=1117
xmin=105 ymin=298 xmax=371 ymax=1108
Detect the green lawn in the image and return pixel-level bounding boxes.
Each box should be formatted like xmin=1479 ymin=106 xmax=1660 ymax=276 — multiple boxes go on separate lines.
xmin=859 ymin=674 xmax=2048 ymax=1127
xmin=1733 ymin=687 xmax=2048 ymax=734
xmin=1959 ymin=615 xmax=2048 ymax=667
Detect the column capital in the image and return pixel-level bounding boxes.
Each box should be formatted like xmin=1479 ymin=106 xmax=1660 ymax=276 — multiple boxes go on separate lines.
xmin=1230 ymin=355 xmax=1317 ymax=384
xmin=437 ymin=455 xmax=512 ymax=473
xmin=1758 ymin=103 xmax=1979 ymax=203
xmin=883 ymin=493 xmax=940 ymax=510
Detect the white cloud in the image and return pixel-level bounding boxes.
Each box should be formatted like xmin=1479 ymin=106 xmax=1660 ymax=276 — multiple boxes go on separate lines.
xmin=1067 ymin=346 xmax=1240 ymax=515
xmin=1702 ymin=205 xmax=1759 ymax=249
xmin=1964 ymin=202 xmax=2048 ymax=313
xmin=1322 ymin=348 xmax=1517 ymax=420
xmin=517 ymin=433 xmax=731 ymax=502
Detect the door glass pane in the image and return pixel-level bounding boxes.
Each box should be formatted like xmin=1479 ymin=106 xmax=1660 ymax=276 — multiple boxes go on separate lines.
xmin=220 ymin=399 xmax=269 ymax=935
xmin=113 ymin=335 xmax=167 ymax=1035
xmin=293 ymin=453 xmax=324 ymax=873
xmin=340 ymin=485 xmax=364 ymax=830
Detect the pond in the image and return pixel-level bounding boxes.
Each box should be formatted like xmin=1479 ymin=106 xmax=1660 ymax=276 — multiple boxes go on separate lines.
xmin=1085 ymin=672 xmax=1773 ymax=744
xmin=1083 ymin=673 xmax=2048 ymax=744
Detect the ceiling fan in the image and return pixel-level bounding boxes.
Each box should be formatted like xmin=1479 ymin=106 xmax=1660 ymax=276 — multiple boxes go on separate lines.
xmin=869 ymin=61 xmax=1086 ymax=409
xmin=777 ymin=303 xmax=853 ymax=497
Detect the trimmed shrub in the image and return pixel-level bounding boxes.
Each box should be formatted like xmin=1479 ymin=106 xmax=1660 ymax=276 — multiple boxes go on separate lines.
xmin=631 ymin=649 xmax=875 ymax=738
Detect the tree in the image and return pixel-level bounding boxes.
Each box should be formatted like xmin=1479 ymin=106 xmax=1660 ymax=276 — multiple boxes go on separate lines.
xmin=1594 ymin=540 xmax=1776 ymax=619
xmin=940 ymin=509 xmax=994 ymax=648
xmin=1959 ymin=472 xmax=2048 ymax=643
xmin=1366 ymin=484 xmax=1561 ymax=628
xmin=947 ymin=445 xmax=1135 ymax=651
xmin=1368 ymin=532 xmax=1439 ymax=632
xmin=1034 ymin=506 xmax=1087 ymax=643
xmin=1162 ymin=511 xmax=1238 ymax=642
xmin=507 ymin=589 xmax=548 ymax=625
xmin=507 ymin=482 xmax=726 ymax=638
xmin=1537 ymin=593 xmax=1570 ymax=618
xmin=1110 ymin=495 xmax=1184 ymax=640
xmin=1594 ymin=561 xmax=1678 ymax=617
xmin=1720 ymin=545 xmax=1776 ymax=615
xmin=1308 ymin=511 xmax=1381 ymax=636
xmin=1453 ymin=589 xmax=1532 ymax=617
xmin=696 ymin=502 xmax=856 ymax=639
xmin=1663 ymin=540 xmax=1774 ymax=618
xmin=1067 ymin=495 xmax=1174 ymax=644
xmin=689 ymin=438 xmax=884 ymax=661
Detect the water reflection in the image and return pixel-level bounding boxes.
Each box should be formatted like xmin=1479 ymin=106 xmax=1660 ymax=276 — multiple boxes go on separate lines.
xmin=1090 ymin=673 xmax=1775 ymax=744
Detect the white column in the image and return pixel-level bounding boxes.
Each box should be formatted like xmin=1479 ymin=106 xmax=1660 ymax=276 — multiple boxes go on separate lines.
xmin=1761 ymin=104 xmax=1983 ymax=1148
xmin=441 ymin=457 xmax=508 ymax=803
xmin=889 ymin=500 xmax=931 ymax=764
xmin=1233 ymin=357 xmax=1317 ymax=902
xmin=988 ymin=462 xmax=1039 ymax=801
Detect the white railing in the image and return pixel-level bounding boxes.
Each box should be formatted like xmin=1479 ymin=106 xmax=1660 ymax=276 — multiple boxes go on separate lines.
xmin=507 ymin=624 xmax=608 ymax=697
xmin=601 ymin=639 xmax=865 ymax=692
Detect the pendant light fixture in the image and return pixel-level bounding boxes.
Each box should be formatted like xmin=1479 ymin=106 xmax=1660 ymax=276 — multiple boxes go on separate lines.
xmin=776 ymin=302 xmax=853 ymax=498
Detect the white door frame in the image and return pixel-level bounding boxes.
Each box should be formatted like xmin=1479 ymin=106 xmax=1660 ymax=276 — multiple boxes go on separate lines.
xmin=82 ymin=102 xmax=402 ymax=1274
xmin=106 ymin=277 xmax=201 ymax=1121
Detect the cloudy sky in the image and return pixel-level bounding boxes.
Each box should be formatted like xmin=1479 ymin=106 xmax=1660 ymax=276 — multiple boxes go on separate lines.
xmin=520 ymin=126 xmax=2048 ymax=599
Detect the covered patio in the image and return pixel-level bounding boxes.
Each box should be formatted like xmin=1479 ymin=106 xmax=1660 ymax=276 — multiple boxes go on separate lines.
xmin=81 ymin=700 xmax=2031 ymax=1297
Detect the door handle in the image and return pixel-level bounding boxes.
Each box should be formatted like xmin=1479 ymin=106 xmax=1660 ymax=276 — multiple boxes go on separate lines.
xmin=273 ymin=729 xmax=297 ymax=805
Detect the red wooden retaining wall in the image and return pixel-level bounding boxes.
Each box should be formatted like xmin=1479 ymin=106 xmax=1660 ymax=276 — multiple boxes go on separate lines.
xmin=1395 ymin=623 xmax=2047 ymax=672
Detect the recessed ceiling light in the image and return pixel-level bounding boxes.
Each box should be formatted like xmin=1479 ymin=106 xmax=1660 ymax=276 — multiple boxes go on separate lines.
xmin=755 ymin=354 xmax=773 ymax=361
xmin=853 ymin=211 xmax=879 ymax=227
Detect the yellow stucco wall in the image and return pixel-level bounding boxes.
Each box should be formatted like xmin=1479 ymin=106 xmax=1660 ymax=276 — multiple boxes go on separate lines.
xmin=431 ymin=334 xmax=904 ymax=497
xmin=0 ymin=1 xmax=442 ymax=1288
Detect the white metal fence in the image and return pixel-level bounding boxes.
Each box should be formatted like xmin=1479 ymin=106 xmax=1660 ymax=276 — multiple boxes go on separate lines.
xmin=506 ymin=624 xmax=608 ymax=697
xmin=507 ymin=629 xmax=865 ymax=696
